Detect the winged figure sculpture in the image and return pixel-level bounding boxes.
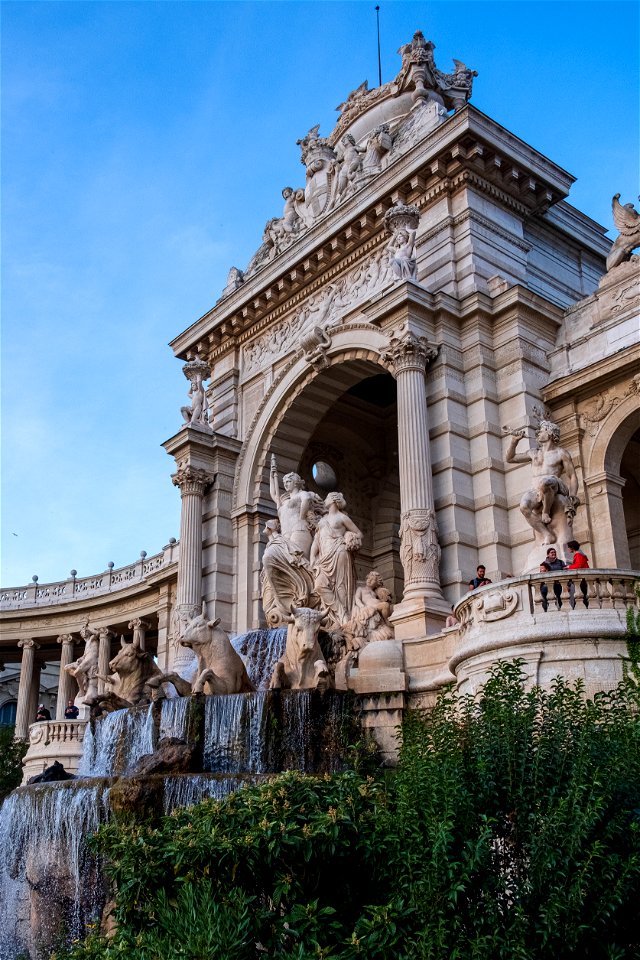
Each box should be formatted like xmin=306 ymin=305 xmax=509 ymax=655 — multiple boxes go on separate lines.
xmin=607 ymin=193 xmax=640 ymax=271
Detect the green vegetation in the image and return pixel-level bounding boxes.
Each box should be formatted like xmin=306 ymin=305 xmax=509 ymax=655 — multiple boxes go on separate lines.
xmin=55 ymin=663 xmax=640 ymax=959
xmin=0 ymin=726 xmax=27 ymax=803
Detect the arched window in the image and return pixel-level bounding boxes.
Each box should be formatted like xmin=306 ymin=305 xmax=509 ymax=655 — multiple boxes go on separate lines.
xmin=0 ymin=701 xmax=17 ymax=726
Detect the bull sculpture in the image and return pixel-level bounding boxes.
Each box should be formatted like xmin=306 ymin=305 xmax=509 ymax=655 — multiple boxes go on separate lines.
xmin=150 ymin=605 xmax=254 ymax=697
xmin=270 ymin=606 xmax=332 ymax=691
xmin=87 ymin=633 xmax=163 ymax=715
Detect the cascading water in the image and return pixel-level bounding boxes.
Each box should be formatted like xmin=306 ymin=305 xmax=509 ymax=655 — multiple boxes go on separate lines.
xmin=0 ymin=782 xmax=110 ymax=960
xmin=162 ymin=774 xmax=251 ymax=814
xmin=203 ymin=691 xmax=269 ymax=774
xmin=1 ymin=628 xmax=357 ymax=957
xmin=159 ymin=696 xmax=191 ymax=741
xmin=232 ymin=627 xmax=286 ymax=689
xmin=78 ymin=704 xmax=156 ymax=776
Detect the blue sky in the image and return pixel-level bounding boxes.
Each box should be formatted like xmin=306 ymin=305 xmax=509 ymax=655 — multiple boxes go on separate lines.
xmin=1 ymin=0 xmax=638 ymax=587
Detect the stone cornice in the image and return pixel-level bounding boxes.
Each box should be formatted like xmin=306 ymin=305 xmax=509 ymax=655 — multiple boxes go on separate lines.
xmin=544 ymin=342 xmax=640 ymax=403
xmin=170 ymin=106 xmax=582 ymax=363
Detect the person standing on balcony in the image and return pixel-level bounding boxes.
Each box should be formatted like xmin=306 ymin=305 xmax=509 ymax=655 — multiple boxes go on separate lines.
xmin=35 ymin=704 xmax=51 ymax=722
xmin=565 ymin=541 xmax=590 ymax=569
xmin=64 ymin=699 xmax=79 ymax=720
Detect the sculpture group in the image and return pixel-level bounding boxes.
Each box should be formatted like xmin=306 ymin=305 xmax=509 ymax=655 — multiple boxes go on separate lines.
xmin=65 ymin=417 xmax=584 ymax=712
xmin=227 ymin=31 xmax=476 ymax=285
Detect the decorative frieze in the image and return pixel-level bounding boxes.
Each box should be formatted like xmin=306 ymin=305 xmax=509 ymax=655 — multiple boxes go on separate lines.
xmin=242 ymin=247 xmax=396 ymax=377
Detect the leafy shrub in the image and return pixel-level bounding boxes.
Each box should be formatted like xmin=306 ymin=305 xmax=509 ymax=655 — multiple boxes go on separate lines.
xmin=54 ymin=663 xmax=640 ymax=959
xmin=0 ymin=726 xmax=27 ymax=803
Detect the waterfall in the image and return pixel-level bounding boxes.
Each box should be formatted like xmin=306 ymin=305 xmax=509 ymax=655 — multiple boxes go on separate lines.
xmin=280 ymin=690 xmax=312 ymax=771
xmin=232 ymin=627 xmax=287 ymax=689
xmin=162 ymin=774 xmax=251 ymax=814
xmin=0 ymin=782 xmax=110 ymax=960
xmin=159 ymin=696 xmax=191 ymax=741
xmin=78 ymin=704 xmax=156 ymax=777
xmin=203 ymin=692 xmax=269 ymax=774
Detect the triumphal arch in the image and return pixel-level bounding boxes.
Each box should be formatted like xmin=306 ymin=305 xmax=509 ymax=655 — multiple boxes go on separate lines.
xmin=1 ymin=30 xmax=638 ymax=769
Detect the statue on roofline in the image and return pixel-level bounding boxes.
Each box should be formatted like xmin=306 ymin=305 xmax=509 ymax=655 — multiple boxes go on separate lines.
xmin=607 ymin=194 xmax=640 ymax=271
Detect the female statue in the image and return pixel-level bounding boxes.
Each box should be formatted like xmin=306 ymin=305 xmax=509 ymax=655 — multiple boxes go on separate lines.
xmin=310 ymin=492 xmax=363 ymax=627
xmin=261 ymin=519 xmax=318 ymax=627
xmin=269 ymin=455 xmax=323 ymax=558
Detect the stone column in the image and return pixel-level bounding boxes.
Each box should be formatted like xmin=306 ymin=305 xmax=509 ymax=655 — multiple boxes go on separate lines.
xmin=15 ymin=639 xmax=39 ymax=739
xmin=384 ymin=330 xmax=449 ymax=637
xmin=56 ymin=634 xmax=76 ymax=720
xmin=172 ymin=464 xmax=213 ymax=673
xmin=128 ymin=617 xmax=150 ymax=651
xmin=97 ymin=628 xmax=115 ymax=694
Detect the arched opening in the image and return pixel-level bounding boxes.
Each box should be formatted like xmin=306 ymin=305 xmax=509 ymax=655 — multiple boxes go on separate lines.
xmin=0 ymin=700 xmax=18 ymax=726
xmin=620 ymin=426 xmax=640 ymax=568
xmin=591 ymin=402 xmax=640 ymax=570
xmin=262 ymin=361 xmax=402 ymax=611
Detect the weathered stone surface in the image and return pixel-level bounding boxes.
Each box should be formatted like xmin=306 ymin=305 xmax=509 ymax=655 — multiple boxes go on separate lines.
xmin=127 ymin=737 xmax=195 ymax=778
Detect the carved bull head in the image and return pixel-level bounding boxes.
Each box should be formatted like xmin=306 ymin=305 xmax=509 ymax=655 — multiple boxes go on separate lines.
xmin=109 ymin=636 xmax=144 ymax=672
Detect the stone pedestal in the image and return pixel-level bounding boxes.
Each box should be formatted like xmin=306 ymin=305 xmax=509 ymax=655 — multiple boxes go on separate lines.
xmin=349 ymin=637 xmax=408 ymax=765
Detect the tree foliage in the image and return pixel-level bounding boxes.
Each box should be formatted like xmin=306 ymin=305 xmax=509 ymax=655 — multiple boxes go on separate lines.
xmin=0 ymin=727 xmax=27 ymax=804
xmin=54 ymin=663 xmax=640 ymax=959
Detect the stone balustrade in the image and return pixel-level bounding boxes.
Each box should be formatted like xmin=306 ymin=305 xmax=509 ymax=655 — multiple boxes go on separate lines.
xmin=21 ymin=719 xmax=88 ymax=782
xmin=450 ymin=569 xmax=639 ymax=697
xmin=0 ymin=541 xmax=179 ymax=611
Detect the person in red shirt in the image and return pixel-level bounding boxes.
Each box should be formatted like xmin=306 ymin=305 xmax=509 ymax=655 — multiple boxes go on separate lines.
xmin=565 ymin=540 xmax=590 ymax=569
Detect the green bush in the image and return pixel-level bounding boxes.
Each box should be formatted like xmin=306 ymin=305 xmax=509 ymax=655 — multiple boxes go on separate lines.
xmin=54 ymin=663 xmax=640 ymax=960
xmin=0 ymin=726 xmax=27 ymax=803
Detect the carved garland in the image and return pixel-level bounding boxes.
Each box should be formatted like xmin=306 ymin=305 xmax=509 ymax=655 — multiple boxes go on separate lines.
xmin=581 ymin=374 xmax=640 ymax=437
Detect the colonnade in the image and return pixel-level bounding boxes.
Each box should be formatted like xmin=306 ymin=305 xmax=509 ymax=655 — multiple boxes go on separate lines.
xmin=8 ymin=618 xmax=155 ymax=740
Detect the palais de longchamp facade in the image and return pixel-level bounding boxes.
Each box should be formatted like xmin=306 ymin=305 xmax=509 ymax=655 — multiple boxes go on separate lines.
xmin=2 ymin=30 xmax=639 ymax=772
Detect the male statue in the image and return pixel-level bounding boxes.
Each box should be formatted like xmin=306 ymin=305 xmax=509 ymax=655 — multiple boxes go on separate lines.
xmin=505 ymin=420 xmax=580 ymax=563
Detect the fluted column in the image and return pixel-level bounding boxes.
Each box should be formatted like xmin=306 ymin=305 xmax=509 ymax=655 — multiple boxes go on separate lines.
xmin=56 ymin=634 xmax=76 ymax=719
xmin=97 ymin=628 xmax=115 ymax=694
xmin=172 ymin=464 xmax=213 ymax=670
xmin=15 ymin=639 xmax=39 ymax=739
xmin=128 ymin=617 xmax=150 ymax=651
xmin=384 ymin=330 xmax=448 ymax=635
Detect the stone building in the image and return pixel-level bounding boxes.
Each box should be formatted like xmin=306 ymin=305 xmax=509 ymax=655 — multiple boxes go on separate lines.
xmin=1 ymin=30 xmax=638 ymax=772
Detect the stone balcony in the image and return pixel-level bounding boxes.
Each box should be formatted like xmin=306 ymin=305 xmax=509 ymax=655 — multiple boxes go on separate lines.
xmin=403 ymin=569 xmax=639 ymax=703
xmin=451 ymin=569 xmax=639 ymax=697
xmin=22 ymin=719 xmax=88 ymax=783
xmin=0 ymin=541 xmax=179 ymax=611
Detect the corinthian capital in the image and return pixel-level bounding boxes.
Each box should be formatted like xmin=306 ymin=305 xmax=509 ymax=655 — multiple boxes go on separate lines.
xmin=381 ymin=329 xmax=438 ymax=375
xmin=171 ymin=464 xmax=213 ymax=496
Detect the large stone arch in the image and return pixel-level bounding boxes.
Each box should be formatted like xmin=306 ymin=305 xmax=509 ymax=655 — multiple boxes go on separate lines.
xmin=585 ymin=394 xmax=640 ymax=569
xmin=232 ymin=323 xmax=394 ymax=631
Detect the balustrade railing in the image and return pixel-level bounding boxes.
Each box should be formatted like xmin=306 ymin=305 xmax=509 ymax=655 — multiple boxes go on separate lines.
xmin=456 ymin=569 xmax=639 ymax=633
xmin=1 ymin=541 xmax=179 ymax=611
